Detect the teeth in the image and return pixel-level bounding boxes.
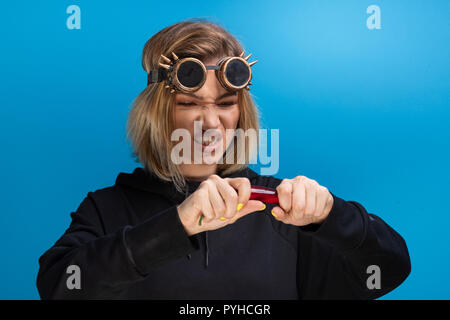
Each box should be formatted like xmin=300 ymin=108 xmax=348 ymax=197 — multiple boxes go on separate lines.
xmin=203 ymin=140 xmax=213 ymax=146
xmin=194 ymin=138 xmax=210 ymax=146
xmin=194 ymin=134 xmax=221 ymax=146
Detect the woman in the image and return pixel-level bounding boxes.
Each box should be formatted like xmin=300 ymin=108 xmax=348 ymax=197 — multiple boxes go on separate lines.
xmin=37 ymin=19 xmax=410 ymax=299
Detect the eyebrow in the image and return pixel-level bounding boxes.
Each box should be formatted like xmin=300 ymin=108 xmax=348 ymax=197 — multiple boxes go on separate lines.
xmin=178 ymin=91 xmax=237 ymax=101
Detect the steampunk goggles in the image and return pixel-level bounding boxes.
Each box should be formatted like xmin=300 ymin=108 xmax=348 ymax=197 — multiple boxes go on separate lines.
xmin=147 ymin=51 xmax=258 ymax=94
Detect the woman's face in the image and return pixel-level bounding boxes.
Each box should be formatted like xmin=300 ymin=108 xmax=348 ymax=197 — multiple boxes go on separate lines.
xmin=173 ymin=57 xmax=240 ymax=174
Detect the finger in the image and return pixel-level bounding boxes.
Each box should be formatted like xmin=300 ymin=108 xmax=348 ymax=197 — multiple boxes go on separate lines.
xmin=270 ymin=205 xmax=289 ymax=222
xmin=324 ymin=192 xmax=334 ymax=216
xmin=198 ymin=186 xmax=214 ymax=223
xmin=225 ymin=177 xmax=251 ymax=210
xmin=205 ymin=179 xmax=226 ymax=219
xmin=315 ymin=186 xmax=329 ymax=218
xmin=276 ymin=179 xmax=293 ymax=214
xmin=304 ymin=182 xmax=317 ymax=218
xmin=291 ymin=180 xmax=306 ymax=221
xmin=213 ymin=175 xmax=238 ymax=219
xmin=233 ymin=199 xmax=266 ymax=221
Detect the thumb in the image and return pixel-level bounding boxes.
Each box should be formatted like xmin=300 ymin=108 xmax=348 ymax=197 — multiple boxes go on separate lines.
xmin=235 ymin=200 xmax=266 ymax=219
xmin=269 ymin=206 xmax=289 ymax=222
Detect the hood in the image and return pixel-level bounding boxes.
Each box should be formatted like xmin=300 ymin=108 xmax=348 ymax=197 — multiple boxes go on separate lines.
xmin=115 ymin=166 xmax=260 ymax=204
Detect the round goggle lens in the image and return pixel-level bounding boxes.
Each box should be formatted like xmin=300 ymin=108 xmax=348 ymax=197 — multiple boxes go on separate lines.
xmin=177 ymin=60 xmax=204 ymax=88
xmin=225 ymin=59 xmax=250 ymax=87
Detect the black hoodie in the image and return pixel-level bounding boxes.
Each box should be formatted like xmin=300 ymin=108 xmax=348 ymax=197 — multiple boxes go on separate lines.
xmin=36 ymin=166 xmax=410 ymax=299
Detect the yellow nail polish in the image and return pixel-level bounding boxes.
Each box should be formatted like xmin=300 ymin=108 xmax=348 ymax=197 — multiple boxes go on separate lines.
xmin=258 ymin=203 xmax=266 ymax=211
xmin=271 ymin=208 xmax=278 ymax=218
xmin=237 ymin=203 xmax=244 ymax=211
xmin=220 ymin=217 xmax=227 ymax=221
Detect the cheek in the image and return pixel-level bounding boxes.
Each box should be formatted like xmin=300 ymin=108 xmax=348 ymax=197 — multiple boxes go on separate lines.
xmin=173 ymin=109 xmax=195 ymax=130
xmin=220 ymin=106 xmax=240 ymax=129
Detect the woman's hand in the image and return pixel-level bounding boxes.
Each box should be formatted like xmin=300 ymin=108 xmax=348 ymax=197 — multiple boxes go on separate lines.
xmin=271 ymin=175 xmax=334 ymax=227
xmin=177 ymin=175 xmax=266 ymax=236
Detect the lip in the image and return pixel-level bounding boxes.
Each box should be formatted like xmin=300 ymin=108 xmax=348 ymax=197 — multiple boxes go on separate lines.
xmin=194 ymin=131 xmax=223 ymax=152
xmin=194 ymin=137 xmax=222 ymax=152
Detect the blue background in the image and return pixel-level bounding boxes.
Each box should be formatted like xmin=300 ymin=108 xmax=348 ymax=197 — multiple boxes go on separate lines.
xmin=0 ymin=0 xmax=448 ymax=299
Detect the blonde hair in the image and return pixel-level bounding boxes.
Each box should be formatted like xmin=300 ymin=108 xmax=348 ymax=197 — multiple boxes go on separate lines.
xmin=127 ymin=18 xmax=260 ymax=193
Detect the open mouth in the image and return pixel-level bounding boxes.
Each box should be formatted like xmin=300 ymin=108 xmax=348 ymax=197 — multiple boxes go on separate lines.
xmin=194 ymin=136 xmax=217 ymax=146
xmin=194 ymin=132 xmax=222 ymax=147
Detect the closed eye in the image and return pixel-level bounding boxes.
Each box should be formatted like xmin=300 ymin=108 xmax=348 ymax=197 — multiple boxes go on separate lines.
xmin=218 ymin=101 xmax=236 ymax=106
xmin=177 ymin=102 xmax=196 ymax=106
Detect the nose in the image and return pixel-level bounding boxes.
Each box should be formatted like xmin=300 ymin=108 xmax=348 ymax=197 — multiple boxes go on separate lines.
xmin=199 ymin=104 xmax=221 ymax=129
xmin=195 ymin=68 xmax=223 ymax=129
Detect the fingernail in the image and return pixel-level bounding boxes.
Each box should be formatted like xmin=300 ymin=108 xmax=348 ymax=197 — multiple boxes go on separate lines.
xmin=258 ymin=203 xmax=266 ymax=211
xmin=220 ymin=216 xmax=227 ymax=221
xmin=271 ymin=208 xmax=278 ymax=218
xmin=237 ymin=203 xmax=244 ymax=211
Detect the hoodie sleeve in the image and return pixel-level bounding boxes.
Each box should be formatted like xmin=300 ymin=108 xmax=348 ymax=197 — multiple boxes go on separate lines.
xmin=36 ymin=190 xmax=198 ymax=299
xmin=296 ymin=192 xmax=411 ymax=299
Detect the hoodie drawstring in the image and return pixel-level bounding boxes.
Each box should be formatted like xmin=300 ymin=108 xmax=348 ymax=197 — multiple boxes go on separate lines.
xmin=205 ymin=231 xmax=209 ymax=268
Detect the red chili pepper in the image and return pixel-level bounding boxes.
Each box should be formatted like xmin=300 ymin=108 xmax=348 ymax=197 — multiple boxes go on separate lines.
xmin=198 ymin=185 xmax=279 ymax=226
xmin=249 ymin=185 xmax=279 ymax=204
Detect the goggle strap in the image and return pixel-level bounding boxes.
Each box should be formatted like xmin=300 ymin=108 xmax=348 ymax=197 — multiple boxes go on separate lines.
xmin=147 ymin=68 xmax=167 ymax=85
